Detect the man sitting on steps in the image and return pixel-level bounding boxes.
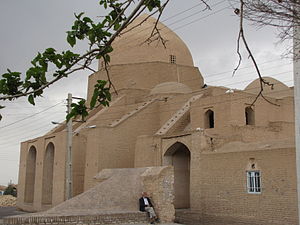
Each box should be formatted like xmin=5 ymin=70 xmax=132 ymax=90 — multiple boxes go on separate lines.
xmin=139 ymin=192 xmax=159 ymax=224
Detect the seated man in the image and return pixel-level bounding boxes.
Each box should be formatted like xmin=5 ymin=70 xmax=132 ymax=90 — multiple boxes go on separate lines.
xmin=139 ymin=192 xmax=158 ymax=224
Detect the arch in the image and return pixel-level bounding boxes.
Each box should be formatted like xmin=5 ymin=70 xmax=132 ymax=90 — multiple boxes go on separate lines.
xmin=42 ymin=142 xmax=55 ymax=205
xmin=205 ymin=109 xmax=214 ymax=128
xmin=24 ymin=146 xmax=37 ymax=203
xmin=164 ymin=142 xmax=190 ymax=209
xmin=245 ymin=107 xmax=255 ymax=125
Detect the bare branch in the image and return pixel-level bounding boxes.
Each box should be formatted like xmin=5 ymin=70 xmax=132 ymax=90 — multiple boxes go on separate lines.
xmin=234 ymin=0 xmax=279 ymax=107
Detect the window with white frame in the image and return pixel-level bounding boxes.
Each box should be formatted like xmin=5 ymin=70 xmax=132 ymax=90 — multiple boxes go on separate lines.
xmin=247 ymin=171 xmax=261 ymax=193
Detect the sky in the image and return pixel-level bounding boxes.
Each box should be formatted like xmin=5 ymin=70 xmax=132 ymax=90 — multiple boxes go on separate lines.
xmin=0 ymin=0 xmax=294 ymax=186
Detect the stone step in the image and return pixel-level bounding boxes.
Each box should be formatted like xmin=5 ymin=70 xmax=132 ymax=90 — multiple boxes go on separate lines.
xmin=2 ymin=211 xmax=149 ymax=225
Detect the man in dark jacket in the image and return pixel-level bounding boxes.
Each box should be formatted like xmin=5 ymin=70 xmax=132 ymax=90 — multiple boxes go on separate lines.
xmin=139 ymin=192 xmax=158 ymax=224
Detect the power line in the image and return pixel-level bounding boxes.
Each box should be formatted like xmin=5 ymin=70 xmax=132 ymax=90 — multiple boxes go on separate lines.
xmin=0 ymin=101 xmax=64 ymax=129
xmin=0 ymin=115 xmax=62 ymax=138
xmin=172 ymin=6 xmax=231 ymax=32
xmin=165 ymin=1 xmax=226 ymax=27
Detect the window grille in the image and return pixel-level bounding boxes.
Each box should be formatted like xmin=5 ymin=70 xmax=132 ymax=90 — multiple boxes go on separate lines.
xmin=247 ymin=171 xmax=261 ymax=193
xmin=170 ymin=55 xmax=176 ymax=64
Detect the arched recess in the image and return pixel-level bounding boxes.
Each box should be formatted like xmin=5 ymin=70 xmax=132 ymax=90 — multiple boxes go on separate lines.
xmin=42 ymin=142 xmax=55 ymax=205
xmin=245 ymin=107 xmax=255 ymax=125
xmin=164 ymin=142 xmax=190 ymax=209
xmin=24 ymin=146 xmax=37 ymax=203
xmin=205 ymin=109 xmax=214 ymax=128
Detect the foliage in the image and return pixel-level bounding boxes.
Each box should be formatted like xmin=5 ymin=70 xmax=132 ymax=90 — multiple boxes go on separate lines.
xmin=0 ymin=0 xmax=168 ymax=122
xmin=3 ymin=184 xmax=17 ymax=197
xmin=66 ymin=100 xmax=89 ymax=122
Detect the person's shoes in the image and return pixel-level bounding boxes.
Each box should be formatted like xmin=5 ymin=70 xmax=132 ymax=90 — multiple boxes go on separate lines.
xmin=150 ymin=222 xmax=155 ymax=224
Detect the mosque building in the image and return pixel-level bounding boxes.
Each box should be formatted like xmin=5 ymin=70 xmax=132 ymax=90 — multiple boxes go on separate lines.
xmin=16 ymin=15 xmax=297 ymax=225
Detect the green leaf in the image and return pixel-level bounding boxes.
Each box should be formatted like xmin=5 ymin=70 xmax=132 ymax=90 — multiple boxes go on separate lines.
xmin=67 ymin=33 xmax=76 ymax=47
xmin=28 ymin=94 xmax=35 ymax=105
xmin=67 ymin=99 xmax=88 ymax=122
xmin=104 ymin=54 xmax=111 ymax=63
xmin=66 ymin=111 xmax=75 ymax=122
xmin=75 ymin=12 xmax=85 ymax=19
xmin=90 ymin=89 xmax=99 ymax=109
xmin=113 ymin=22 xmax=121 ymax=30
xmin=83 ymin=17 xmax=93 ymax=23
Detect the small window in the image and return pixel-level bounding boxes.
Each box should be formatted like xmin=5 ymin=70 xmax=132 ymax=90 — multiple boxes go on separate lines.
xmin=205 ymin=109 xmax=214 ymax=128
xmin=170 ymin=55 xmax=176 ymax=64
xmin=245 ymin=107 xmax=255 ymax=125
xmin=247 ymin=171 xmax=261 ymax=193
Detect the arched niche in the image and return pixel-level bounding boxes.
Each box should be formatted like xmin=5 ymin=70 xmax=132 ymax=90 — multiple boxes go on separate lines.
xmin=24 ymin=146 xmax=37 ymax=203
xmin=245 ymin=107 xmax=255 ymax=125
xmin=164 ymin=142 xmax=190 ymax=209
xmin=42 ymin=142 xmax=55 ymax=205
xmin=205 ymin=109 xmax=214 ymax=128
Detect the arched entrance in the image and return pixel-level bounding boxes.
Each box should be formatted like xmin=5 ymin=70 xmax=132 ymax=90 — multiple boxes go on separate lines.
xmin=164 ymin=142 xmax=190 ymax=209
xmin=24 ymin=146 xmax=37 ymax=203
xmin=42 ymin=142 xmax=55 ymax=205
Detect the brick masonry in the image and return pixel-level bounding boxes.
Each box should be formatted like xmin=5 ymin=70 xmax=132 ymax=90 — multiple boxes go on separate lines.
xmin=2 ymin=212 xmax=148 ymax=225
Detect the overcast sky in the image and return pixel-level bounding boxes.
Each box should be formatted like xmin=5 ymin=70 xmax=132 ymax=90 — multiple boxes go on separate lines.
xmin=0 ymin=0 xmax=293 ymax=186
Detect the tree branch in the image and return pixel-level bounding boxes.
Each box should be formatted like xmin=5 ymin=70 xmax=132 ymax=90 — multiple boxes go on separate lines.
xmin=235 ymin=0 xmax=279 ymax=107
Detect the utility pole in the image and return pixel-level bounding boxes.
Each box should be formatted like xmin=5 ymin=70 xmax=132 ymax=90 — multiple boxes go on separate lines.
xmin=294 ymin=14 xmax=300 ymax=225
xmin=65 ymin=93 xmax=73 ymax=200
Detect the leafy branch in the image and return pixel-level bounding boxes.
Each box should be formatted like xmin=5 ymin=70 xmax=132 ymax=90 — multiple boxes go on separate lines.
xmin=0 ymin=0 xmax=179 ymax=122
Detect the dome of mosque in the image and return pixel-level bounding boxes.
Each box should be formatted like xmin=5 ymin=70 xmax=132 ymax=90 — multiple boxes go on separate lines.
xmin=150 ymin=82 xmax=192 ymax=95
xmin=103 ymin=14 xmax=194 ymax=67
xmin=244 ymin=77 xmax=293 ymax=98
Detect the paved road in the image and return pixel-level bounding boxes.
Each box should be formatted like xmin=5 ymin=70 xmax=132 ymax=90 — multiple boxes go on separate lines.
xmin=0 ymin=207 xmax=28 ymax=219
xmin=0 ymin=207 xmax=29 ymax=224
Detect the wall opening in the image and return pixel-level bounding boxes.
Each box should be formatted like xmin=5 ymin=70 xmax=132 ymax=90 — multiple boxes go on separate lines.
xmin=24 ymin=146 xmax=37 ymax=203
xmin=170 ymin=55 xmax=176 ymax=64
xmin=205 ymin=109 xmax=214 ymax=128
xmin=247 ymin=171 xmax=261 ymax=193
xmin=164 ymin=142 xmax=190 ymax=209
xmin=42 ymin=142 xmax=55 ymax=205
xmin=245 ymin=107 xmax=255 ymax=125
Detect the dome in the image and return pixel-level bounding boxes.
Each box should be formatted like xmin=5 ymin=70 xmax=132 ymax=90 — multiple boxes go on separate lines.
xmin=244 ymin=77 xmax=293 ymax=98
xmin=150 ymin=82 xmax=192 ymax=95
xmin=102 ymin=14 xmax=194 ymax=67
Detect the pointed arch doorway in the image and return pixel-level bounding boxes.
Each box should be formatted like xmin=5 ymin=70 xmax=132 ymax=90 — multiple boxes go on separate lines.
xmin=164 ymin=142 xmax=190 ymax=209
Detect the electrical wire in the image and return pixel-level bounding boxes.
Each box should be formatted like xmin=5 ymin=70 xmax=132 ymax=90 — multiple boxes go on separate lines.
xmin=0 ymin=101 xmax=64 ymax=129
